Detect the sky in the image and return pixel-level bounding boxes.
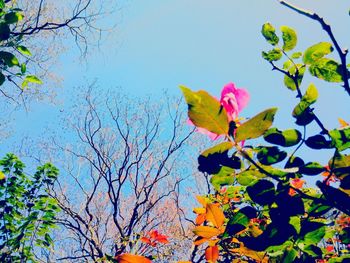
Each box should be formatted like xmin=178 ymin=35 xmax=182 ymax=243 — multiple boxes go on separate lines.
xmin=1 ymin=0 xmax=350 ymax=169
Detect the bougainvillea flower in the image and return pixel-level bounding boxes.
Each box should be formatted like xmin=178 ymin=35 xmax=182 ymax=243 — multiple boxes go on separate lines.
xmin=188 ymin=82 xmax=250 ymax=140
xmin=220 ymin=82 xmax=250 ymax=121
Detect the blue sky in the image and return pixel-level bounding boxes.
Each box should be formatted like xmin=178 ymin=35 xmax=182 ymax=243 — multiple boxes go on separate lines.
xmin=2 ymin=0 xmax=350 ymax=167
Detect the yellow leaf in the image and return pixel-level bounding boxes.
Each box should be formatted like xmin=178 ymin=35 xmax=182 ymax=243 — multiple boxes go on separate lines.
xmin=230 ymin=245 xmax=268 ymax=263
xmin=206 ymin=203 xmax=225 ymax=228
xmin=116 ymin=253 xmax=152 ymax=263
xmin=194 ymin=237 xmax=209 ymax=246
xmin=193 ymin=207 xmax=206 ymax=214
xmin=193 ymin=226 xmax=221 ymax=238
xmin=0 ymin=171 xmax=5 ymax=181
xmin=196 ymin=195 xmax=207 ymax=207
xmin=249 ymin=224 xmax=263 ymax=237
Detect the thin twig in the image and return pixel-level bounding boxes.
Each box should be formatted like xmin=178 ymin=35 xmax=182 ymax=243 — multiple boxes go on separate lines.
xmin=279 ymin=0 xmax=350 ymax=96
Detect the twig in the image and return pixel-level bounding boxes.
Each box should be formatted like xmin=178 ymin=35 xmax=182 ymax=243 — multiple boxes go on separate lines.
xmin=279 ymin=0 xmax=350 ymax=96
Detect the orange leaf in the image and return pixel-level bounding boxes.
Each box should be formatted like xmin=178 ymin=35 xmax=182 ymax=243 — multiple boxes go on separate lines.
xmin=140 ymin=237 xmax=151 ymax=245
xmin=149 ymin=230 xmax=159 ymax=239
xmin=338 ymin=118 xmax=349 ymax=128
xmin=205 ymin=245 xmax=219 ymax=263
xmin=116 ymin=253 xmax=152 ymax=263
xmin=196 ymin=195 xmax=207 ymax=207
xmin=193 ymin=237 xmax=209 ymax=246
xmin=155 ymin=234 xmax=169 ymax=244
xmin=206 ymin=203 xmax=225 ymax=228
xmin=193 ymin=226 xmax=221 ymax=238
xmin=195 ymin=213 xmax=206 ymax=225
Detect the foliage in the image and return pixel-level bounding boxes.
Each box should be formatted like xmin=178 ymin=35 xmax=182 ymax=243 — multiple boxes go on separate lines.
xmin=0 ymin=0 xmax=42 ymax=90
xmin=0 ymin=153 xmax=60 ymax=262
xmin=181 ymin=3 xmax=350 ymax=263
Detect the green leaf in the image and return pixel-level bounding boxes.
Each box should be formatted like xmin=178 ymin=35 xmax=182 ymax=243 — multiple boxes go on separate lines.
xmin=0 ymin=51 xmax=19 ymax=67
xmin=294 ymin=108 xmax=314 ymax=126
xmin=201 ymin=142 xmax=233 ymax=157
xmin=281 ymin=26 xmax=297 ymax=51
xmin=292 ymin=83 xmax=318 ymax=117
xmin=4 ymin=12 xmax=23 ymax=24
xmin=299 ymin=221 xmax=326 ymax=246
xmin=317 ymin=182 xmax=350 ymax=215
xmin=264 ymin=127 xmax=302 ymax=147
xmin=0 ymin=72 xmax=5 ymax=86
xmin=236 ymin=170 xmax=264 ymax=186
xmin=0 ymin=23 xmax=10 ymax=41
xmin=210 ymin=166 xmax=234 ymax=191
xmin=257 ymin=146 xmax=287 ymax=165
xmin=299 ymin=162 xmax=326 ymax=175
xmin=329 ymin=127 xmax=350 ymax=152
xmin=303 ymin=42 xmax=333 ymax=65
xmin=247 ymin=179 xmax=275 ymax=206
xmin=262 ymin=48 xmax=282 ymax=62
xmin=261 ymin=23 xmax=279 ymax=46
xmin=283 ymin=63 xmax=305 ymax=91
xmin=289 ymin=216 xmax=301 ymax=234
xmin=330 ymin=152 xmax=350 ymax=179
xmin=180 ymin=85 xmax=228 ymax=136
xmin=17 ymin=46 xmax=32 ymax=56
xmin=21 ymin=63 xmax=26 ymax=74
xmin=305 ymin=134 xmax=333 ymax=149
xmin=309 ymin=58 xmax=343 ymax=82
xmin=291 ymin=52 xmax=302 ymax=59
xmin=235 ymin=108 xmax=277 ymax=143
xmin=24 ymin=75 xmax=43 ymax=85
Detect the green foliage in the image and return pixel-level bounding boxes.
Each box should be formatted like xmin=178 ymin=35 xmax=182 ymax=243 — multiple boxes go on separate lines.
xmin=262 ymin=48 xmax=282 ymax=62
xmin=180 ymin=85 xmax=229 ymax=136
xmin=0 ymin=1 xmax=42 ymax=90
xmin=309 ymin=58 xmax=343 ymax=82
xmin=264 ymin=127 xmax=302 ymax=147
xmin=235 ymin=108 xmax=277 ymax=142
xmin=281 ymin=26 xmax=297 ymax=51
xmin=184 ymin=11 xmax=350 ymax=262
xmin=303 ymin=42 xmax=333 ymax=65
xmin=0 ymin=154 xmax=60 ymax=262
xmin=261 ymin=23 xmax=279 ymax=46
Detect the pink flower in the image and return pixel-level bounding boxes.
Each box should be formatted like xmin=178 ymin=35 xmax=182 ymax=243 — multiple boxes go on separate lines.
xmin=188 ymin=82 xmax=250 ymax=140
xmin=220 ymin=82 xmax=250 ymax=121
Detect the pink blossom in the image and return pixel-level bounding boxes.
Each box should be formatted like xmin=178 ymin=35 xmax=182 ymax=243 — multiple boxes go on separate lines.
xmin=220 ymin=82 xmax=250 ymax=121
xmin=188 ymin=82 xmax=250 ymax=140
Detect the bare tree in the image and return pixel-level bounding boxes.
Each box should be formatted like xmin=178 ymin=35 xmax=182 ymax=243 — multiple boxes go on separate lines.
xmin=39 ymin=88 xmax=199 ymax=262
xmin=0 ymin=0 xmax=117 ymax=105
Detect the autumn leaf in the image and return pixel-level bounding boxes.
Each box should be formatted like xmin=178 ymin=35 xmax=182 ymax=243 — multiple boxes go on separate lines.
xmin=140 ymin=237 xmax=151 ymax=245
xmin=194 ymin=237 xmax=209 ymax=246
xmin=206 ymin=203 xmax=225 ymax=228
xmin=193 ymin=226 xmax=222 ymax=238
xmin=195 ymin=213 xmax=206 ymax=225
xmin=196 ymin=195 xmax=207 ymax=207
xmin=116 ymin=253 xmax=152 ymax=263
xmin=230 ymin=245 xmax=268 ymax=263
xmin=205 ymin=245 xmax=219 ymax=263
